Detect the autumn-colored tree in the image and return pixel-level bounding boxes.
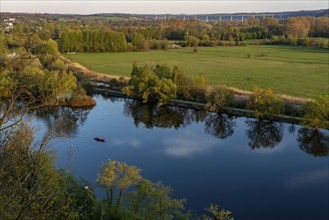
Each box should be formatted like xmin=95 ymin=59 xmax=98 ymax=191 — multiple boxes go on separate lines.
xmin=302 ymin=95 xmax=329 ymax=130
xmin=97 ymin=160 xmax=142 ymax=212
xmin=202 ymin=204 xmax=234 ymax=220
xmin=205 ymin=86 xmax=235 ymax=112
xmin=285 ymin=17 xmax=311 ymax=38
xmin=247 ymin=87 xmax=284 ymax=119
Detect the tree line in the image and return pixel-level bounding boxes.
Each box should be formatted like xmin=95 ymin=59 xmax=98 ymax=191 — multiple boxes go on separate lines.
xmin=58 ymin=30 xmax=127 ymax=53
xmin=120 ymin=63 xmax=329 ymax=130
xmin=3 ymin=14 xmax=328 ymax=52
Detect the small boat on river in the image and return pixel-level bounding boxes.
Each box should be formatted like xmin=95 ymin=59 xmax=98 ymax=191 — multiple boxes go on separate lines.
xmin=94 ymin=137 xmax=105 ymax=142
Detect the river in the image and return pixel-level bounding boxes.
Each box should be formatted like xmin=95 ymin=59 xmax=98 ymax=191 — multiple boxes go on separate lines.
xmin=31 ymin=95 xmax=329 ymax=220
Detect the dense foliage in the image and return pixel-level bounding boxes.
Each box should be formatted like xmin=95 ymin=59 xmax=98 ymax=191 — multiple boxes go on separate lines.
xmin=302 ymin=95 xmax=329 ymax=129
xmin=205 ymin=86 xmax=236 ymax=112
xmin=4 ymin=13 xmax=327 ymax=54
xmin=122 ymin=63 xmax=177 ymax=105
xmin=0 ymin=32 xmax=95 ymax=110
xmin=122 ymin=63 xmax=209 ymax=105
xmin=247 ymin=87 xmax=284 ymax=119
xmin=58 ymin=30 xmax=127 ymax=53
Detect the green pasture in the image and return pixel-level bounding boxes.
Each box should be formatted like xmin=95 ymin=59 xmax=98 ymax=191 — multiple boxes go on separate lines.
xmin=67 ymin=45 xmax=329 ymax=98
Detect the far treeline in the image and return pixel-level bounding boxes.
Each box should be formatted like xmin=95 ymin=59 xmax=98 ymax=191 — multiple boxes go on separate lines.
xmin=2 ymin=14 xmax=327 ymax=52
xmin=54 ymin=16 xmax=329 ymax=52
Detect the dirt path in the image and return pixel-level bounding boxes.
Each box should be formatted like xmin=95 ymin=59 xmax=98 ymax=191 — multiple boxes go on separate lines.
xmin=60 ymin=55 xmax=130 ymax=83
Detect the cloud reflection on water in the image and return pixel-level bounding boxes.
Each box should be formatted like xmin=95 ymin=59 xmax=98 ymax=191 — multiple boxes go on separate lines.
xmin=287 ymin=169 xmax=329 ymax=189
xmin=111 ymin=138 xmax=141 ymax=148
xmin=163 ymin=131 xmax=217 ymax=158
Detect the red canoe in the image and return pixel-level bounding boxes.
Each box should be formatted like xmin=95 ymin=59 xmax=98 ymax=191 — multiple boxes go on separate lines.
xmin=94 ymin=137 xmax=105 ymax=142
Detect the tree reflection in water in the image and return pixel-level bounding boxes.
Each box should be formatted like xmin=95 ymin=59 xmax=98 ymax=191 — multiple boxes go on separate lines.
xmin=246 ymin=119 xmax=283 ymax=149
xmin=123 ymin=100 xmax=207 ymax=129
xmin=124 ymin=100 xmax=238 ymax=140
xmin=297 ymin=128 xmax=329 ymax=157
xmin=34 ymin=106 xmax=92 ymax=137
xmin=204 ymin=113 xmax=236 ymax=139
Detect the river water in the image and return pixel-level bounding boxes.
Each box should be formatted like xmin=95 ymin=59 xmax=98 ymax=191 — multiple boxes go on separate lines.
xmin=31 ymin=95 xmax=329 ymax=220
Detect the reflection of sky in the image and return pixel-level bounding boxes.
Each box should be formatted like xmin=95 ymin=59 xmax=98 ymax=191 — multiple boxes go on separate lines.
xmin=29 ymin=95 xmax=329 ymax=220
xmin=163 ymin=130 xmax=217 ymax=158
xmin=111 ymin=138 xmax=141 ymax=148
xmin=288 ymin=169 xmax=329 ymax=189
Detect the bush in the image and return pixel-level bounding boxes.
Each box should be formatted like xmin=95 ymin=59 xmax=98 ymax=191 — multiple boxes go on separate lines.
xmin=289 ymin=37 xmax=298 ymax=46
xmin=149 ymin=40 xmax=170 ymax=50
xmin=302 ymin=95 xmax=329 ymax=129
xmin=48 ymin=58 xmax=66 ymax=71
xmin=247 ymin=87 xmax=284 ymax=119
xmin=205 ymin=86 xmax=236 ymax=112
xmin=278 ymin=35 xmax=287 ymax=44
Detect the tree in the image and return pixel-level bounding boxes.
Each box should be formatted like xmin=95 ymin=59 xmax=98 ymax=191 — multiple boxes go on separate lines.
xmin=143 ymin=181 xmax=185 ymax=219
xmin=202 ymin=204 xmax=234 ymax=220
xmin=302 ymin=95 xmax=329 ymax=130
xmin=122 ymin=64 xmax=177 ymax=105
xmin=97 ymin=160 xmax=142 ymax=213
xmin=205 ymin=86 xmax=235 ymax=112
xmin=0 ymin=124 xmax=74 ymax=219
xmin=185 ymin=35 xmax=200 ymax=47
xmin=0 ymin=71 xmax=40 ymax=132
xmin=285 ymin=17 xmax=311 ymax=38
xmin=132 ymin=32 xmax=147 ymax=51
xmin=247 ymin=87 xmax=284 ymax=119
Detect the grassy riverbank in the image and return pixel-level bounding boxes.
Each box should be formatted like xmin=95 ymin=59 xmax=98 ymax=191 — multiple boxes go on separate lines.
xmin=67 ymin=45 xmax=328 ymax=98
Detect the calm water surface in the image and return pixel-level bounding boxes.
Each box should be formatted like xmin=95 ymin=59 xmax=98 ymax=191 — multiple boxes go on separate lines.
xmin=32 ymin=95 xmax=329 ymax=220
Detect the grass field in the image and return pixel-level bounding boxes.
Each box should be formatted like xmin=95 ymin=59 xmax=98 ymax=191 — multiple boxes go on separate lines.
xmin=67 ymin=45 xmax=329 ymax=98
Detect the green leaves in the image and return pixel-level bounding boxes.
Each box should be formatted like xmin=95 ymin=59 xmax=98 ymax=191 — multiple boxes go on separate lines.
xmin=97 ymin=159 xmax=186 ymax=219
xmin=59 ymin=30 xmax=127 ymax=53
xmin=205 ymin=86 xmax=235 ymax=112
xmin=123 ymin=64 xmax=177 ymax=105
xmin=247 ymin=87 xmax=284 ymax=119
xmin=302 ymin=95 xmax=329 ymax=129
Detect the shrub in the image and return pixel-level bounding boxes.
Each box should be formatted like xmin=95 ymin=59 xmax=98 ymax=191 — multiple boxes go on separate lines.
xmin=205 ymin=86 xmax=236 ymax=112
xmin=289 ymin=37 xmax=298 ymax=46
xmin=247 ymin=87 xmax=284 ymax=119
xmin=48 ymin=58 xmax=66 ymax=71
xmin=278 ymin=35 xmax=287 ymax=44
xmin=302 ymin=95 xmax=329 ymax=129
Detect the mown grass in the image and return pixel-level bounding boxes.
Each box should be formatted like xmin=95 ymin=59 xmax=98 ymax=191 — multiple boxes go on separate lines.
xmin=67 ymin=45 xmax=329 ymax=98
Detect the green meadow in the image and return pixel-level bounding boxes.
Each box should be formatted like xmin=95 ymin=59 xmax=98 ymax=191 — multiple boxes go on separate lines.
xmin=67 ymin=45 xmax=329 ymax=98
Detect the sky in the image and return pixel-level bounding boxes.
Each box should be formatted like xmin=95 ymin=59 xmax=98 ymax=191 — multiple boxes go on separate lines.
xmin=0 ymin=0 xmax=328 ymax=15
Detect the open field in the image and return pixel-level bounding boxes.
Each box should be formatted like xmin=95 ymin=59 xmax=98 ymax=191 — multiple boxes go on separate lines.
xmin=67 ymin=45 xmax=329 ymax=98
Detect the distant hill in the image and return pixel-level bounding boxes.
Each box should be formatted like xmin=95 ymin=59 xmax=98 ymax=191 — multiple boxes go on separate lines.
xmin=316 ymin=9 xmax=329 ymax=17
xmin=90 ymin=9 xmax=328 ymax=21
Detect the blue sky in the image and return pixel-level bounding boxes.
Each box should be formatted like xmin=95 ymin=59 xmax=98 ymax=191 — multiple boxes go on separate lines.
xmin=1 ymin=1 xmax=328 ymax=14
